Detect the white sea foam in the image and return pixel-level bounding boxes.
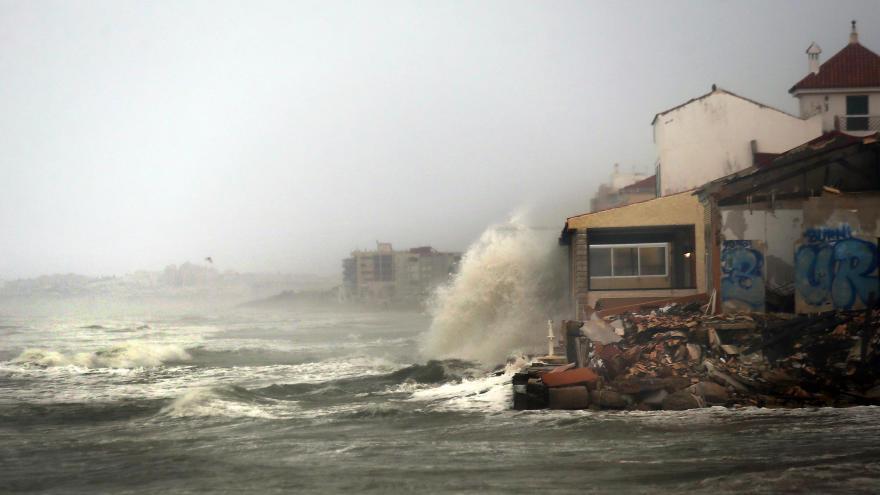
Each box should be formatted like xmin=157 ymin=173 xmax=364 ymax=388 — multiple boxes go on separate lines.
xmin=407 ymin=358 xmax=526 ymax=413
xmin=160 ymin=386 xmax=286 ymax=419
xmin=423 ymin=214 xmax=567 ymax=364
xmin=280 ymin=356 xmax=398 ymax=383
xmin=10 ymin=342 xmax=191 ymax=369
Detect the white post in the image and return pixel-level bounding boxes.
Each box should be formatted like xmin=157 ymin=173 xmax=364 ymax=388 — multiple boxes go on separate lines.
xmin=547 ymin=320 xmax=555 ymax=356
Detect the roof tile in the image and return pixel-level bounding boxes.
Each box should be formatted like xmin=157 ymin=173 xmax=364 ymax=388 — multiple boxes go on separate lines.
xmin=790 ymin=42 xmax=880 ymax=92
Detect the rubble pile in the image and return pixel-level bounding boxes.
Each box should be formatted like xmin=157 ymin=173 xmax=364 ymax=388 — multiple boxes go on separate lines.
xmin=512 ymin=304 xmax=880 ymax=411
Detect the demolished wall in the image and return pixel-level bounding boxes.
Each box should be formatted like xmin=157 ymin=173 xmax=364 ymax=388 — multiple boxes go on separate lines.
xmin=796 ymin=194 xmax=880 ymax=313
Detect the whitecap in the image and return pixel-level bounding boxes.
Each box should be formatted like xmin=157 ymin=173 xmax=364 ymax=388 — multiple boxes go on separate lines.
xmin=10 ymin=342 xmax=191 ymax=369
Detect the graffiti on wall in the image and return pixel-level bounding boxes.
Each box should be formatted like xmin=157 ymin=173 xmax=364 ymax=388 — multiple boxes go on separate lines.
xmin=721 ymin=240 xmax=765 ymax=312
xmin=795 ymin=223 xmax=879 ymax=312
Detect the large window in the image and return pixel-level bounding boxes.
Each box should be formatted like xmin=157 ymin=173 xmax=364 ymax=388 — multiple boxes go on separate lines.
xmin=589 ymin=243 xmax=668 ymax=278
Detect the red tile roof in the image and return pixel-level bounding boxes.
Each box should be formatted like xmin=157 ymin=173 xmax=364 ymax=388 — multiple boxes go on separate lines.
xmin=619 ymin=174 xmax=656 ymax=193
xmin=789 ymin=42 xmax=880 ymax=93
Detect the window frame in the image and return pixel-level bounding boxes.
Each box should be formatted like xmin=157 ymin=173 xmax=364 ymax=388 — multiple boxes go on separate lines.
xmin=589 ymin=242 xmax=669 ymax=279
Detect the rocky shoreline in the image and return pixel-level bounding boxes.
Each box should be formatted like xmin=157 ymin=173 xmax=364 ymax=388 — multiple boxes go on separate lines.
xmin=513 ymin=304 xmax=880 ymax=411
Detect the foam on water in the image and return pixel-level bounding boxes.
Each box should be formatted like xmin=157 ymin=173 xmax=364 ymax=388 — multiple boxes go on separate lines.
xmin=423 ymin=214 xmax=567 ymax=364
xmin=407 ymin=357 xmax=526 ymax=413
xmin=160 ymin=385 xmax=289 ymax=419
xmin=10 ymin=342 xmax=191 ymax=369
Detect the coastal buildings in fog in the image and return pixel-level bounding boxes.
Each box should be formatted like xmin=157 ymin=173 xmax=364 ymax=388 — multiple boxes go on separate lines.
xmin=342 ymin=243 xmax=461 ymax=305
xmin=568 ymin=21 xmax=880 ymax=318
xmin=589 ymin=164 xmax=654 ymax=212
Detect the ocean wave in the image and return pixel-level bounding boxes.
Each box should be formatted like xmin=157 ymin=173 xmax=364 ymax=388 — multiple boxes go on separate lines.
xmin=9 ymin=342 xmax=191 ymax=369
xmin=159 ymin=385 xmax=288 ymax=419
xmin=339 ymin=403 xmax=404 ymax=419
xmin=388 ymin=359 xmax=481 ymax=384
xmin=0 ymin=399 xmax=164 ymax=426
xmin=689 ymin=461 xmax=880 ymax=494
xmin=405 ymin=358 xmax=524 ymax=413
xmin=423 ymin=215 xmax=568 ymax=364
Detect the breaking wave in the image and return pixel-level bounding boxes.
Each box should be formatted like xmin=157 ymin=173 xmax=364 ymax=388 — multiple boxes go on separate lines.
xmin=160 ymin=385 xmax=284 ymax=419
xmin=423 ymin=214 xmax=567 ymax=364
xmin=10 ymin=342 xmax=191 ymax=369
xmin=406 ymin=357 xmax=525 ymax=413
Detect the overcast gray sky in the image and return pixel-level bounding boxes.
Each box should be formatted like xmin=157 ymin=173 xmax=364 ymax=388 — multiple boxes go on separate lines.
xmin=1 ymin=0 xmax=878 ymax=278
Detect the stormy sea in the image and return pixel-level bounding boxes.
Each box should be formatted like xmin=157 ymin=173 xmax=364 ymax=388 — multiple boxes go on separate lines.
xmin=2 ymin=301 xmax=880 ymax=494
xmin=3 ymin=225 xmax=880 ymax=494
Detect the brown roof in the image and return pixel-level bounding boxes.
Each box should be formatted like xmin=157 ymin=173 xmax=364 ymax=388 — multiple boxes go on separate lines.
xmin=789 ymin=42 xmax=880 ymax=93
xmin=619 ymin=174 xmax=656 ymax=193
xmin=697 ymin=131 xmax=879 ymax=194
xmin=753 ymin=152 xmax=781 ymax=169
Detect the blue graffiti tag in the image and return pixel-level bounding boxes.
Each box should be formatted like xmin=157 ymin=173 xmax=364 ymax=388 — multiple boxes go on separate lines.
xmin=804 ymin=224 xmax=853 ymax=243
xmin=795 ymin=244 xmax=834 ymax=306
xmin=832 ymin=238 xmax=879 ymax=308
xmin=795 ymin=232 xmax=879 ymax=310
xmin=721 ymin=241 xmax=764 ymax=310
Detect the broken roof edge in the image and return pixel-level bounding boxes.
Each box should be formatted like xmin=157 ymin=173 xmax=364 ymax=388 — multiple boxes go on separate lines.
xmin=693 ymin=131 xmax=880 ymax=200
xmin=651 ymin=85 xmax=804 ymax=125
xmin=563 ymin=188 xmax=698 ymax=232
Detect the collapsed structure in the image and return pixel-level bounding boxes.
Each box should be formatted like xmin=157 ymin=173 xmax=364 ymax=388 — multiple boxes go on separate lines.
xmin=524 ymin=22 xmax=880 ymax=411
xmin=561 ymin=22 xmax=880 ymax=319
xmin=514 ymin=302 xmax=880 ymax=411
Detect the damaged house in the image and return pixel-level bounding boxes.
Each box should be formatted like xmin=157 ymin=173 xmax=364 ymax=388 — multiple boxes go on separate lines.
xmin=701 ymin=131 xmax=880 ymax=314
xmin=563 ymin=87 xmax=823 ymax=318
xmin=562 ymin=22 xmax=880 ymax=318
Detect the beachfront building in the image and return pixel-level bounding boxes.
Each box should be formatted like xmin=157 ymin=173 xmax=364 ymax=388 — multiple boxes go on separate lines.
xmin=561 ymin=191 xmax=708 ymax=318
xmin=790 ymin=21 xmax=880 ymax=135
xmin=342 ymin=243 xmax=461 ymax=305
xmin=653 ymin=86 xmax=822 ymax=196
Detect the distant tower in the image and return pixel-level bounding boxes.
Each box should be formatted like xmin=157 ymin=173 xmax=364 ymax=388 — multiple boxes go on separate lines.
xmin=850 ymin=20 xmax=859 ymax=44
xmin=806 ymin=42 xmax=822 ymax=75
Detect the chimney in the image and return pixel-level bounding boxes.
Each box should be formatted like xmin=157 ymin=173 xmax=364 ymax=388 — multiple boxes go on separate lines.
xmin=850 ymin=20 xmax=859 ymax=44
xmin=806 ymin=42 xmax=822 ymax=75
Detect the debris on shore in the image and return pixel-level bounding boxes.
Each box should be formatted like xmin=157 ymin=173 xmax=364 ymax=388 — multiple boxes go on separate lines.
xmin=513 ymin=303 xmax=880 ymax=411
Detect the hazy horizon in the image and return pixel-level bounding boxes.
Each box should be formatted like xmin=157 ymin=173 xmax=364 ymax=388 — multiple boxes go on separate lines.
xmin=3 ymin=0 xmax=879 ymax=278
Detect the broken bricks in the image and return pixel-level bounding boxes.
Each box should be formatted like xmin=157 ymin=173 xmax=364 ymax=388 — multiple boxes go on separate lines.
xmin=514 ymin=303 xmax=880 ymax=411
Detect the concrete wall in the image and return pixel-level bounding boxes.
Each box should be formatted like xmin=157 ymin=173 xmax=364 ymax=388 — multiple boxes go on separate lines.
xmin=566 ymin=192 xmax=707 ymax=316
xmin=720 ymin=203 xmax=803 ymax=288
xmin=795 ymin=193 xmax=880 ymax=313
xmin=654 ymin=90 xmax=822 ymax=196
xmin=797 ymin=90 xmax=880 ymax=133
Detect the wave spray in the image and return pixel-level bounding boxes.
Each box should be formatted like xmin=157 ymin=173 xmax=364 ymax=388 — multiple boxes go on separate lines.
xmin=423 ymin=213 xmax=568 ymax=364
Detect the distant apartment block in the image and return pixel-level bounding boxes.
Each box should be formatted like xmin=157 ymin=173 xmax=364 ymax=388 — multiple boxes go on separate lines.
xmin=589 ymin=163 xmax=655 ymax=212
xmin=342 ymin=243 xmax=461 ymax=304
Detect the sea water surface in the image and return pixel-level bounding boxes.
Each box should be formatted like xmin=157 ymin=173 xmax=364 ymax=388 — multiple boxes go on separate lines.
xmin=3 ymin=300 xmax=880 ymax=494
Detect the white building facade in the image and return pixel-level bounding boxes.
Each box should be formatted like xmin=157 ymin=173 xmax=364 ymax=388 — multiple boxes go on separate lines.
xmin=652 ymin=87 xmax=822 ymax=196
xmin=790 ymin=22 xmax=880 ymax=135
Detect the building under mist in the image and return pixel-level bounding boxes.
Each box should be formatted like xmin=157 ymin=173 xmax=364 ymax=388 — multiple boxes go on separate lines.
xmin=342 ymin=243 xmax=461 ymax=305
